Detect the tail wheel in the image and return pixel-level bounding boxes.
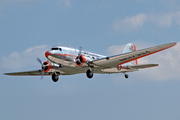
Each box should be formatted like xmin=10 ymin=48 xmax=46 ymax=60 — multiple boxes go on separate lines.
xmin=124 ymin=73 xmax=129 ymax=79
xmin=52 ymin=73 xmax=59 ymax=82
xmin=86 ymin=69 xmax=93 ymax=79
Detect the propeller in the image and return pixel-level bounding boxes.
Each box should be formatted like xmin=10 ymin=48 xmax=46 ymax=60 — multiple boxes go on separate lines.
xmin=36 ymin=58 xmax=45 ymax=79
xmin=78 ymin=47 xmax=82 ymax=56
xmin=76 ymin=47 xmax=82 ymax=64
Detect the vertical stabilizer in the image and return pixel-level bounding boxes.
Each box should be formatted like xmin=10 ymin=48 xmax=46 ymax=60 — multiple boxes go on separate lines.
xmin=123 ymin=43 xmax=138 ymax=65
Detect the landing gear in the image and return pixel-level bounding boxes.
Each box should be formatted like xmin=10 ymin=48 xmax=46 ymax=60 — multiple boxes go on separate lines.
xmin=86 ymin=69 xmax=93 ymax=79
xmin=124 ymin=73 xmax=129 ymax=79
xmin=52 ymin=73 xmax=59 ymax=82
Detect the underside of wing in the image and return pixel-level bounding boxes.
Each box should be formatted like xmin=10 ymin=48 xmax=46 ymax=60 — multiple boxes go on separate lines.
xmin=4 ymin=70 xmax=50 ymax=76
xmin=91 ymin=42 xmax=176 ymax=68
xmin=4 ymin=65 xmax=87 ymax=76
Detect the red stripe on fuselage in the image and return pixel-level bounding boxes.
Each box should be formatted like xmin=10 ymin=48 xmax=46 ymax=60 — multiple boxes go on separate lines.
xmin=45 ymin=51 xmax=77 ymax=58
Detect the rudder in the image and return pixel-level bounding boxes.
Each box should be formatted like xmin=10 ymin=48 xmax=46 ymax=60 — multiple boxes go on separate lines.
xmin=123 ymin=43 xmax=138 ymax=65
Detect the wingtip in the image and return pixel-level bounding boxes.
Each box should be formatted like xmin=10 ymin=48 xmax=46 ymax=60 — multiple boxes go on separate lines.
xmin=3 ymin=73 xmax=9 ymax=75
xmin=165 ymin=42 xmax=177 ymax=48
xmin=154 ymin=64 xmax=159 ymax=66
xmin=171 ymin=42 xmax=177 ymax=46
xmin=173 ymin=42 xmax=177 ymax=45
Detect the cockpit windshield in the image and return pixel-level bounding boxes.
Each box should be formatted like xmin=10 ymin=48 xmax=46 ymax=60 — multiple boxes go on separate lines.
xmin=51 ymin=48 xmax=62 ymax=51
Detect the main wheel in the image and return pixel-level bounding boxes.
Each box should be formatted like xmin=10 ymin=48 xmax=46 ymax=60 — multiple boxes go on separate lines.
xmin=86 ymin=69 xmax=93 ymax=79
xmin=52 ymin=73 xmax=59 ymax=82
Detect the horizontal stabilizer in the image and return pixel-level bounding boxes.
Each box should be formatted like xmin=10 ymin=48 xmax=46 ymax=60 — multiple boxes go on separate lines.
xmin=128 ymin=64 xmax=159 ymax=69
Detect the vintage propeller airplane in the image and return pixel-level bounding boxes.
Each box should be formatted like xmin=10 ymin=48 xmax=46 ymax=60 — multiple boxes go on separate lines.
xmin=4 ymin=42 xmax=176 ymax=82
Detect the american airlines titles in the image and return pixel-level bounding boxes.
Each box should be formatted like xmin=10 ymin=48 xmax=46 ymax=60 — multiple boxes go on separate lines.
xmin=119 ymin=51 xmax=150 ymax=61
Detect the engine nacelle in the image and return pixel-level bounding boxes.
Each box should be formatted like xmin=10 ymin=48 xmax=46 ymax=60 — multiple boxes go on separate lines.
xmin=42 ymin=61 xmax=52 ymax=72
xmin=75 ymin=55 xmax=86 ymax=66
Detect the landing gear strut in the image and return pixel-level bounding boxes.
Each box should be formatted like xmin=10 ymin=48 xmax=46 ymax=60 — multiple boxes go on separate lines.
xmin=86 ymin=69 xmax=93 ymax=79
xmin=52 ymin=73 xmax=59 ymax=82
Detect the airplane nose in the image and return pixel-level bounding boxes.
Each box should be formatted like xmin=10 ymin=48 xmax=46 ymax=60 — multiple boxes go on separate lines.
xmin=45 ymin=51 xmax=51 ymax=58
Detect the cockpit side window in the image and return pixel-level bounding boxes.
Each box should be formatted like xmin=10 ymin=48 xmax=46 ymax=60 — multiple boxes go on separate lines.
xmin=51 ymin=48 xmax=58 ymax=50
xmin=51 ymin=48 xmax=62 ymax=51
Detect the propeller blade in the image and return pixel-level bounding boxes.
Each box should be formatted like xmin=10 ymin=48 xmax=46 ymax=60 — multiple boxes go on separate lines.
xmin=36 ymin=57 xmax=44 ymax=79
xmin=41 ymin=69 xmax=44 ymax=79
xmin=78 ymin=47 xmax=82 ymax=56
xmin=37 ymin=58 xmax=43 ymax=65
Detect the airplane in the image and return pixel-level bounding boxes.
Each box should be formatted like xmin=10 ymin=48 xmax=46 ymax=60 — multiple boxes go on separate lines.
xmin=4 ymin=42 xmax=176 ymax=82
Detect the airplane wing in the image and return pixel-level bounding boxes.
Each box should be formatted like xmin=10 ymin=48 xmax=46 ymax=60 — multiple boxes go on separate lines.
xmin=4 ymin=70 xmax=51 ymax=76
xmin=91 ymin=42 xmax=176 ymax=68
xmin=4 ymin=66 xmax=85 ymax=76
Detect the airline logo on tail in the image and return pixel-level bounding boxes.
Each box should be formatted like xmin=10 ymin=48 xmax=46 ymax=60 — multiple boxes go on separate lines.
xmin=123 ymin=43 xmax=138 ymax=65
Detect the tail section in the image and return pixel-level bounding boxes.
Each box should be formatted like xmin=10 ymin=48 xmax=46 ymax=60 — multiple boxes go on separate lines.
xmin=123 ymin=43 xmax=138 ymax=65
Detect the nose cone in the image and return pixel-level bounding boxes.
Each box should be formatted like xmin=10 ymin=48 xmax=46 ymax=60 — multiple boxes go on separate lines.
xmin=45 ymin=51 xmax=51 ymax=58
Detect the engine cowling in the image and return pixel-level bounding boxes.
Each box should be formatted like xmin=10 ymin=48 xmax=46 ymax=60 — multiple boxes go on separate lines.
xmin=42 ymin=61 xmax=52 ymax=72
xmin=75 ymin=55 xmax=86 ymax=66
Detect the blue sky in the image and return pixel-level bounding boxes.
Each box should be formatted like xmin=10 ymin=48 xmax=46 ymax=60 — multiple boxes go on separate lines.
xmin=1 ymin=0 xmax=180 ymax=120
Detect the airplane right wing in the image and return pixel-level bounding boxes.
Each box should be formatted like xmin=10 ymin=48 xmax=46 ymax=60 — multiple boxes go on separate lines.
xmin=91 ymin=42 xmax=176 ymax=69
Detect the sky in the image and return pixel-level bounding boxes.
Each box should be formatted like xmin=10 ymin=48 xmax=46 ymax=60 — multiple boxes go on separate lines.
xmin=1 ymin=0 xmax=180 ymax=120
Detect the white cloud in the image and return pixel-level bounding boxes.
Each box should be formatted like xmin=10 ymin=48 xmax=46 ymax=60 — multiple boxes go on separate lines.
xmin=1 ymin=45 xmax=50 ymax=70
xmin=113 ymin=13 xmax=147 ymax=32
xmin=149 ymin=13 xmax=173 ymax=27
xmin=107 ymin=44 xmax=125 ymax=55
xmin=107 ymin=41 xmax=180 ymax=81
xmin=113 ymin=11 xmax=180 ymax=32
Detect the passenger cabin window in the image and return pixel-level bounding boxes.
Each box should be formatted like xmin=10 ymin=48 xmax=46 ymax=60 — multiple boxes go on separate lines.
xmin=51 ymin=48 xmax=62 ymax=51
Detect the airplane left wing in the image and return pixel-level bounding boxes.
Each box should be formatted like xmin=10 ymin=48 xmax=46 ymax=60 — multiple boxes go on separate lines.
xmin=91 ymin=42 xmax=176 ymax=68
xmin=4 ymin=66 xmax=85 ymax=76
xmin=4 ymin=70 xmax=50 ymax=76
